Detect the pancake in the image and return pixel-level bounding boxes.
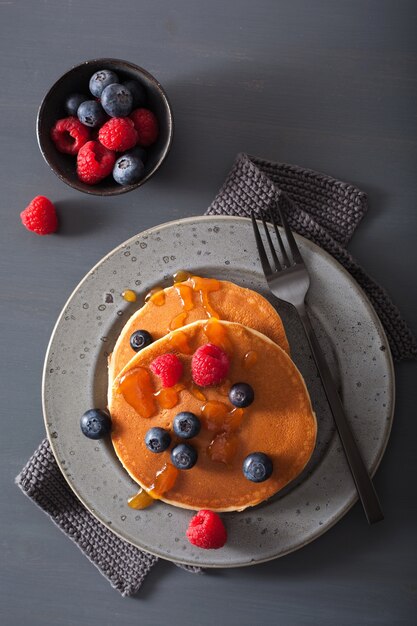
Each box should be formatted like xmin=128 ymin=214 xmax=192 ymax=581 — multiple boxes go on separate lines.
xmin=109 ymin=319 xmax=316 ymax=512
xmin=108 ymin=276 xmax=290 ymax=385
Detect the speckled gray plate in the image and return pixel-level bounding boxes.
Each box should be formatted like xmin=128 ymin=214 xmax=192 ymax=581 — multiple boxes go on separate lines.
xmin=43 ymin=216 xmax=394 ymax=568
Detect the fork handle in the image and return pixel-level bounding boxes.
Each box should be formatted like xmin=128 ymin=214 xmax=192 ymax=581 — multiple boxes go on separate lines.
xmin=298 ymin=307 xmax=384 ymax=524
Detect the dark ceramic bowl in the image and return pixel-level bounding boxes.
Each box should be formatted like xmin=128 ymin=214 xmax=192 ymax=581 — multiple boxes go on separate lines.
xmin=37 ymin=58 xmax=173 ymax=195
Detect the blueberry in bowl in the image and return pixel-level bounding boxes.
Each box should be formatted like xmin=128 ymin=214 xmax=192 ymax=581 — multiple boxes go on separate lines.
xmin=37 ymin=58 xmax=173 ymax=196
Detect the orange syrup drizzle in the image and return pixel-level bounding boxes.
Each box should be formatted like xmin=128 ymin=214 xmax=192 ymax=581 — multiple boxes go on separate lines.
xmin=116 ymin=367 xmax=156 ymax=418
xmin=243 ymin=350 xmax=258 ymax=369
xmin=145 ymin=287 xmax=166 ymax=306
xmin=203 ymin=318 xmax=232 ymax=352
xmin=128 ymin=489 xmax=155 ymax=510
xmin=148 ymin=463 xmax=179 ymax=498
xmin=154 ymin=384 xmax=185 ymax=409
xmin=122 ymin=289 xmax=137 ymax=302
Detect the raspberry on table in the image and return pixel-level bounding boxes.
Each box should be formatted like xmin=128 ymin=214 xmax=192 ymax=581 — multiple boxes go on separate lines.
xmin=191 ymin=343 xmax=230 ymax=387
xmin=130 ymin=108 xmax=159 ymax=146
xmin=150 ymin=353 xmax=183 ymax=388
xmin=50 ymin=116 xmax=90 ymax=155
xmin=76 ymin=140 xmax=116 ymax=185
xmin=186 ymin=510 xmax=227 ymax=549
xmin=98 ymin=118 xmax=138 ymax=152
xmin=20 ymin=196 xmax=58 ymax=235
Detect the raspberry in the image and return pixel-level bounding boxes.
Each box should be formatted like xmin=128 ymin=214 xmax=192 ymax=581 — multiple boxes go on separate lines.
xmin=50 ymin=116 xmax=90 ymax=155
xmin=130 ymin=108 xmax=159 ymax=146
xmin=76 ymin=140 xmax=116 ymax=184
xmin=150 ymin=353 xmax=183 ymax=388
xmin=98 ymin=118 xmax=138 ymax=152
xmin=20 ymin=196 xmax=58 ymax=235
xmin=191 ymin=344 xmax=229 ymax=387
xmin=186 ymin=510 xmax=227 ymax=549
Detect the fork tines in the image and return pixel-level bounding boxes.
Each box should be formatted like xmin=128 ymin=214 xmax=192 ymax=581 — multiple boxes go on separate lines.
xmin=251 ymin=207 xmax=303 ymax=274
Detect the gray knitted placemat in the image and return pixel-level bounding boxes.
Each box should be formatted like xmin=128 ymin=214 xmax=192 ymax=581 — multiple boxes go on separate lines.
xmin=206 ymin=153 xmax=416 ymax=362
xmin=15 ymin=153 xmax=417 ymax=598
xmin=16 ymin=439 xmax=202 ymax=597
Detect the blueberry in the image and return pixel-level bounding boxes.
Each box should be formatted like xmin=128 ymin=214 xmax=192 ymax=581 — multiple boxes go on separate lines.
xmin=65 ymin=93 xmax=87 ymax=117
xmin=123 ymin=80 xmax=146 ymax=107
xmin=242 ymin=452 xmax=273 ymax=482
xmin=171 ymin=443 xmax=198 ymax=470
xmin=130 ymin=329 xmax=153 ymax=352
xmin=173 ymin=412 xmax=201 ymax=439
xmin=113 ymin=154 xmax=145 ymax=185
xmin=126 ymin=145 xmax=148 ymax=163
xmin=80 ymin=409 xmax=111 ymax=440
xmin=101 ymin=83 xmax=133 ymax=117
xmin=89 ymin=70 xmax=119 ymax=97
xmin=77 ymin=100 xmax=107 ymax=127
xmin=145 ymin=427 xmax=171 ymax=453
xmin=229 ymin=382 xmax=254 ymax=408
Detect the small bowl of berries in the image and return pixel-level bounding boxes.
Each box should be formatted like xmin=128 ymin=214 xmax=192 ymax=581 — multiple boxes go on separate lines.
xmin=37 ymin=58 xmax=173 ymax=195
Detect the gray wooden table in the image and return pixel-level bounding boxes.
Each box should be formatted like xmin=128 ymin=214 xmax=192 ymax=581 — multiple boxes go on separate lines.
xmin=1 ymin=1 xmax=416 ymax=624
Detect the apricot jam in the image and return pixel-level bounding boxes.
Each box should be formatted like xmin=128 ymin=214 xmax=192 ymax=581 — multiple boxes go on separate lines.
xmin=128 ymin=488 xmax=154 ymax=510
xmin=122 ymin=289 xmax=137 ymax=303
xmin=145 ymin=287 xmax=166 ymax=306
xmin=117 ymin=367 xmax=156 ymax=418
xmin=204 ymin=318 xmax=232 ymax=351
xmin=243 ymin=350 xmax=258 ymax=369
xmin=200 ymin=401 xmax=243 ymax=432
xmin=148 ymin=463 xmax=179 ymax=498
xmin=169 ymin=312 xmax=188 ymax=331
xmin=173 ymin=270 xmax=191 ymax=283
xmin=175 ymin=283 xmax=194 ymax=311
xmin=154 ymin=384 xmax=185 ymax=409
xmin=188 ymin=276 xmax=221 ymax=318
xmin=218 ymin=379 xmax=231 ymax=396
xmin=208 ymin=432 xmax=238 ymax=465
xmin=168 ymin=330 xmax=193 ymax=354
xmin=189 ymin=384 xmax=207 ymax=402
xmin=225 ymin=407 xmax=244 ymax=431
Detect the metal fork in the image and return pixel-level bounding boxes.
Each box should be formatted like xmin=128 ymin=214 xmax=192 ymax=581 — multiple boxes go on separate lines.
xmin=251 ymin=208 xmax=384 ymax=524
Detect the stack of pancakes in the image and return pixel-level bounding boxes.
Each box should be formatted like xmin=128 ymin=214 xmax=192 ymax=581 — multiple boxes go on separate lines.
xmin=108 ymin=276 xmax=316 ymax=512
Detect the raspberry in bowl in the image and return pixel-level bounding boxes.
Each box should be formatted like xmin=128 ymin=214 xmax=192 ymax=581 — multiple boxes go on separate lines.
xmin=37 ymin=58 xmax=173 ymax=195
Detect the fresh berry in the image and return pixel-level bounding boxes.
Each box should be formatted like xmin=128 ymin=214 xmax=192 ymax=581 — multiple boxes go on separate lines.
xmin=80 ymin=409 xmax=111 ymax=439
xmin=127 ymin=145 xmax=148 ymax=162
xmin=145 ymin=427 xmax=171 ymax=453
xmin=77 ymin=100 xmax=107 ymax=128
xmin=101 ymin=83 xmax=133 ymax=117
xmin=242 ymin=452 xmax=273 ymax=483
xmin=98 ymin=117 xmax=138 ymax=152
xmin=186 ymin=510 xmax=227 ymax=549
xmin=89 ymin=69 xmax=119 ymax=97
xmin=150 ymin=353 xmax=183 ymax=388
xmin=229 ymin=383 xmax=254 ymax=408
xmin=173 ymin=412 xmax=201 ymax=439
xmin=65 ymin=93 xmax=87 ymax=117
xmin=171 ymin=443 xmax=197 ymax=470
xmin=20 ymin=196 xmax=58 ymax=235
xmin=130 ymin=329 xmax=153 ymax=352
xmin=76 ymin=140 xmax=116 ymax=184
xmin=130 ymin=108 xmax=159 ymax=146
xmin=191 ymin=343 xmax=230 ymax=387
xmin=123 ymin=80 xmax=146 ymax=108
xmin=50 ymin=116 xmax=90 ymax=155
xmin=113 ymin=153 xmax=145 ymax=185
